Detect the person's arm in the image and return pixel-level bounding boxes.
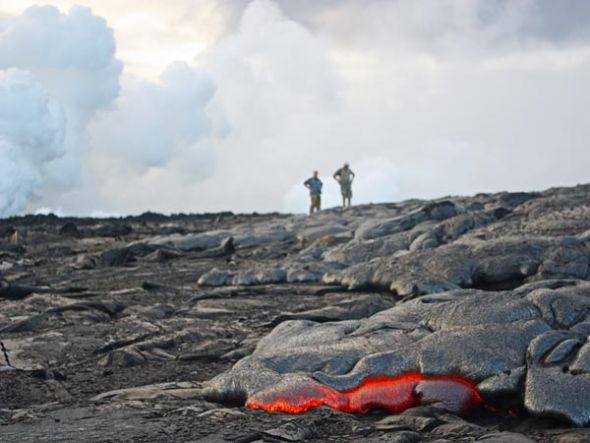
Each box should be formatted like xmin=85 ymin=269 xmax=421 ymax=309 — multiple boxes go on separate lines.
xmin=304 ymin=178 xmax=310 ymax=188
xmin=333 ymin=169 xmax=340 ymax=182
xmin=350 ymin=170 xmax=355 ymax=181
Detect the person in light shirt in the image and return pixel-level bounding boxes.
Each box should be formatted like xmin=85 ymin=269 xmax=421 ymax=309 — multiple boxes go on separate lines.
xmin=333 ymin=163 xmax=355 ymax=208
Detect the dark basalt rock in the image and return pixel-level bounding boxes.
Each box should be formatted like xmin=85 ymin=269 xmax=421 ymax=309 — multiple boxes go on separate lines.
xmin=204 ymin=281 xmax=590 ymax=425
xmin=4 ymin=184 xmax=590 ymax=442
xmin=0 ymin=225 xmax=17 ymax=238
xmin=0 ymin=241 xmax=25 ymax=254
xmin=324 ymin=236 xmax=588 ymax=296
xmin=58 ymin=221 xmax=79 ymax=236
xmin=144 ymin=247 xmax=183 ymax=262
xmin=477 ymin=433 xmax=537 ymax=443
xmin=268 ymin=294 xmax=395 ymax=326
xmin=93 ymin=223 xmax=133 ymax=238
xmin=0 ymin=285 xmax=39 ymax=300
xmin=97 ymin=247 xmax=136 ymax=267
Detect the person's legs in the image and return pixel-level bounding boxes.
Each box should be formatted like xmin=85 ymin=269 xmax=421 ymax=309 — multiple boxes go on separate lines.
xmin=342 ymin=185 xmax=352 ymax=208
xmin=310 ymin=195 xmax=321 ymax=214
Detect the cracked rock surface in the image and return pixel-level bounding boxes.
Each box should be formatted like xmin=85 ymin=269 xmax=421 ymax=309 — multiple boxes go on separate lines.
xmin=2 ymin=184 xmax=590 ymax=441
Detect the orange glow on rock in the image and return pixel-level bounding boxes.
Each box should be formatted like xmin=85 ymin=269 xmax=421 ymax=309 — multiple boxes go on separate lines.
xmin=247 ymin=381 xmax=346 ymax=414
xmin=246 ymin=373 xmax=483 ymax=416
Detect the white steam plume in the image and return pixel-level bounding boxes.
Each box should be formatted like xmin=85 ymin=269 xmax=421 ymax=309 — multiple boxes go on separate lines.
xmin=0 ymin=69 xmax=65 ymax=216
xmin=0 ymin=5 xmax=122 ymax=213
xmin=89 ymin=61 xmax=216 ymax=175
xmin=0 ymin=5 xmax=121 ymax=113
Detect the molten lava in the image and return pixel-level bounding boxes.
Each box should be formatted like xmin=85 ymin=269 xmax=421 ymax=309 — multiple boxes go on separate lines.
xmin=246 ymin=373 xmax=482 ymax=416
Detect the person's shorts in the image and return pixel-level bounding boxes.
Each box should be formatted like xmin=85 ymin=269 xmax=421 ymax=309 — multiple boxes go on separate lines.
xmin=311 ymin=194 xmax=321 ymax=209
xmin=340 ymin=183 xmax=352 ymax=199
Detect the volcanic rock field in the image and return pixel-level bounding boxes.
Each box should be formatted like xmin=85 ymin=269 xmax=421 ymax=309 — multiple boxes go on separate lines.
xmin=2 ymin=184 xmax=590 ymax=442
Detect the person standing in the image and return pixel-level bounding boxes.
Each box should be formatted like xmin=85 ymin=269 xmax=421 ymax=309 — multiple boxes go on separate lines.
xmin=304 ymin=171 xmax=323 ymax=215
xmin=333 ymin=162 xmax=355 ymax=208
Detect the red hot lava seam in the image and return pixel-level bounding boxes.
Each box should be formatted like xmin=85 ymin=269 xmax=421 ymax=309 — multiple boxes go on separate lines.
xmin=246 ymin=373 xmax=483 ymax=416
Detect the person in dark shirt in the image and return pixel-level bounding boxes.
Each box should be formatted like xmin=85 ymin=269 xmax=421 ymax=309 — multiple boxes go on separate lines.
xmin=303 ymin=170 xmax=323 ymax=215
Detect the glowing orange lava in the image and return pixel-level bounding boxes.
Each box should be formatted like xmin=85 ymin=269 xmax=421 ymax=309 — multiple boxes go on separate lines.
xmin=246 ymin=373 xmax=483 ymax=416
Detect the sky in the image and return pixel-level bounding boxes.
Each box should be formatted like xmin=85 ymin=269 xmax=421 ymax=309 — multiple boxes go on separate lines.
xmin=1 ymin=0 xmax=590 ymax=216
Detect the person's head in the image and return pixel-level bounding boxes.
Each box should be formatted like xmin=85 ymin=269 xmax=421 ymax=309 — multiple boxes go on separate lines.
xmin=343 ymin=162 xmax=349 ymax=169
xmin=313 ymin=170 xmax=319 ymax=177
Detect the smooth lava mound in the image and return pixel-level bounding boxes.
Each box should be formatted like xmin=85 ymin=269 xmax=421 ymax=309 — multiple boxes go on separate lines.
xmin=247 ymin=373 xmax=483 ymax=416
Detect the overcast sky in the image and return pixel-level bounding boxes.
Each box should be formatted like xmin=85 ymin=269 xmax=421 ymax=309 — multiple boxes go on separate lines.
xmin=1 ymin=0 xmax=590 ymax=216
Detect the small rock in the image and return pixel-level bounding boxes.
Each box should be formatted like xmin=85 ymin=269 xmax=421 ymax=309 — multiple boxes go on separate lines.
xmin=375 ymin=414 xmax=440 ymax=432
xmin=198 ymin=268 xmax=233 ymax=286
xmin=555 ymin=431 xmax=590 ymax=443
xmin=100 ymin=347 xmax=146 ymax=368
xmin=388 ymin=431 xmax=421 ymax=443
xmin=58 ymin=221 xmax=80 ymax=236
xmin=261 ymin=421 xmax=315 ymax=442
xmin=477 ymin=432 xmax=536 ymax=443
xmin=97 ymin=248 xmax=135 ymax=267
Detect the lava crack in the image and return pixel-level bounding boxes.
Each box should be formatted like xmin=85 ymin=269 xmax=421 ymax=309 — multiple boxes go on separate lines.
xmin=246 ymin=373 xmax=483 ymax=415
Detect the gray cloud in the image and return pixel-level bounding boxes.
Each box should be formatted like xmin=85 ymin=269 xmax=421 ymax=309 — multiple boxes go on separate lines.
xmin=526 ymin=0 xmax=590 ymax=42
xmin=2 ymin=0 xmax=590 ymax=216
xmin=277 ymin=0 xmax=590 ymax=46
